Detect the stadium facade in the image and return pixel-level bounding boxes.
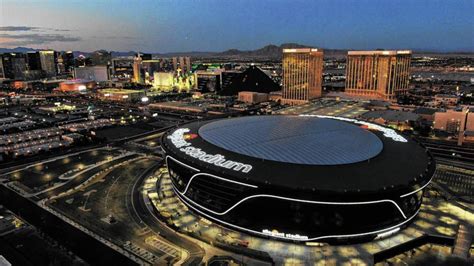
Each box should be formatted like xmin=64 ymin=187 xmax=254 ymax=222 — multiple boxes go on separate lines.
xmin=161 ymin=115 xmax=435 ymax=242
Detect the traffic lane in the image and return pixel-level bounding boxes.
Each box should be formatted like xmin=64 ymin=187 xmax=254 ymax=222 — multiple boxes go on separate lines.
xmin=130 ymin=166 xmax=205 ymax=263
xmin=48 ymin=158 xmax=171 ymax=264
xmin=35 ymin=154 xmax=141 ymax=200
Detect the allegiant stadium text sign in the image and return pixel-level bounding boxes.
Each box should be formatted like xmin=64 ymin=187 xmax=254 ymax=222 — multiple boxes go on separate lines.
xmin=167 ymin=128 xmax=253 ymax=173
xmin=262 ymin=229 xmax=309 ymax=241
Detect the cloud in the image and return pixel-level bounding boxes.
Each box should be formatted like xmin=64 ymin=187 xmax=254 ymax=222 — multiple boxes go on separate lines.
xmin=0 ymin=33 xmax=81 ymax=46
xmin=0 ymin=26 xmax=39 ymax=31
xmin=0 ymin=25 xmax=79 ymax=46
xmin=0 ymin=25 xmax=72 ymax=33
xmin=91 ymin=35 xmax=136 ymax=40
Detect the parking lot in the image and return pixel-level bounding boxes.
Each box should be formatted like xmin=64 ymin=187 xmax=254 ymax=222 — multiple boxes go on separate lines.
xmin=3 ymin=148 xmax=122 ymax=193
xmin=434 ymin=165 xmax=474 ymax=202
xmin=277 ymin=99 xmax=368 ymax=118
xmin=49 ymin=157 xmax=180 ymax=265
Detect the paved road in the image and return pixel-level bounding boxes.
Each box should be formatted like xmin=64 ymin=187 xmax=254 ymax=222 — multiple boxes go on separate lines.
xmin=130 ymin=161 xmax=205 ymax=265
xmin=48 ymin=157 xmax=174 ymax=265
xmin=33 ymin=153 xmax=141 ymax=200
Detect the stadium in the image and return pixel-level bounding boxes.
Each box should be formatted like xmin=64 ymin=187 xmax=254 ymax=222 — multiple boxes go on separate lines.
xmin=161 ymin=115 xmax=435 ymax=243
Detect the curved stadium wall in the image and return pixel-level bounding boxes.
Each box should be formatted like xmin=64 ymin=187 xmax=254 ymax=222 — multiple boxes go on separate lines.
xmin=161 ymin=115 xmax=435 ymax=242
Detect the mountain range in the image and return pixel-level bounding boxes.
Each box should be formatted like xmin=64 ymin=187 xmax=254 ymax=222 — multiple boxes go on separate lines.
xmin=1 ymin=44 xmax=472 ymax=59
xmin=0 ymin=43 xmax=351 ymax=59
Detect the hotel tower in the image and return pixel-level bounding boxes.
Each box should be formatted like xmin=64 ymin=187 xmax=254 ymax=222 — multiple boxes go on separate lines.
xmin=345 ymin=50 xmax=411 ymax=100
xmin=282 ymin=48 xmax=323 ymax=105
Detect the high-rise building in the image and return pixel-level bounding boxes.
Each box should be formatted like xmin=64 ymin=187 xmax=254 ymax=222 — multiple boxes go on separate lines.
xmin=90 ymin=50 xmax=112 ymax=66
xmin=60 ymin=51 xmax=75 ymax=74
xmin=345 ymin=50 xmax=411 ymax=100
xmin=133 ymin=55 xmax=143 ymax=84
xmin=39 ymin=50 xmax=58 ymax=77
xmin=139 ymin=53 xmax=152 ymax=61
xmin=171 ymin=56 xmax=191 ymax=73
xmin=184 ymin=56 xmax=191 ymax=73
xmin=23 ymin=52 xmax=45 ymax=80
xmin=1 ymin=53 xmax=27 ymax=80
xmin=179 ymin=57 xmax=185 ymax=71
xmin=281 ymin=48 xmax=323 ymax=105
xmin=74 ymin=66 xmax=109 ymax=82
xmin=57 ymin=57 xmax=66 ymax=74
xmin=26 ymin=52 xmax=41 ymax=71
xmin=194 ymin=69 xmax=223 ymax=93
xmin=57 ymin=51 xmax=75 ymax=75
xmin=0 ymin=57 xmax=4 ymax=79
xmin=74 ymin=54 xmax=91 ymax=67
xmin=142 ymin=60 xmax=162 ymax=84
xmin=153 ymin=72 xmax=174 ymax=88
xmin=111 ymin=58 xmax=134 ymax=78
xmin=133 ymin=53 xmax=155 ymax=84
xmin=172 ymin=57 xmax=178 ymax=71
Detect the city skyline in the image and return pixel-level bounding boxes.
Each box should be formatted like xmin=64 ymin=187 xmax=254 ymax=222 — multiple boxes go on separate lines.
xmin=0 ymin=0 xmax=473 ymax=53
xmin=0 ymin=2 xmax=473 ymax=265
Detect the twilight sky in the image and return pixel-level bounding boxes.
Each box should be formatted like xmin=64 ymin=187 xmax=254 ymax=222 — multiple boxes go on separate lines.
xmin=0 ymin=0 xmax=473 ymax=52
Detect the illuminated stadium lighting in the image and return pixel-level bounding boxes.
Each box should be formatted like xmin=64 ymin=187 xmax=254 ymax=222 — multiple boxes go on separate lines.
xmin=375 ymin=227 xmax=401 ymax=239
xmin=162 ymin=116 xmax=435 ymax=243
xmin=167 ymin=129 xmax=253 ymax=173
xmin=173 ymin=185 xmax=422 ymax=242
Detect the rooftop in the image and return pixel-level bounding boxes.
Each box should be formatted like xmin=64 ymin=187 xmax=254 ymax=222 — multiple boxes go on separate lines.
xmin=98 ymin=88 xmax=143 ymax=94
xmin=282 ymin=48 xmax=322 ymax=53
xmin=163 ymin=115 xmax=434 ymax=195
xmin=60 ymin=79 xmax=94 ymax=84
xmin=348 ymin=50 xmax=412 ymax=56
xmin=414 ymin=107 xmax=438 ymax=115
xmin=199 ymin=116 xmax=383 ymax=165
xmin=361 ymin=110 xmax=420 ymax=122
xmin=219 ymin=66 xmax=280 ymax=96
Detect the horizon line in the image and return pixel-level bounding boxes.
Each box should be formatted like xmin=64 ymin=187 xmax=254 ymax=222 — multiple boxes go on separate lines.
xmin=1 ymin=45 xmax=473 ymax=55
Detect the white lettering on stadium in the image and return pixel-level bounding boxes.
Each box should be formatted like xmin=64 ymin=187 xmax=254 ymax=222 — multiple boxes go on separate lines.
xmin=167 ymin=128 xmax=253 ymax=173
xmin=300 ymin=115 xmax=408 ymax=143
xmin=262 ymin=229 xmax=309 ymax=241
